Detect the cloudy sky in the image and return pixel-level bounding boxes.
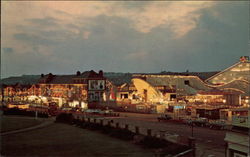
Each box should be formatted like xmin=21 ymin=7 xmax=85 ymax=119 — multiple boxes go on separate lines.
xmin=1 ymin=1 xmax=249 ymax=78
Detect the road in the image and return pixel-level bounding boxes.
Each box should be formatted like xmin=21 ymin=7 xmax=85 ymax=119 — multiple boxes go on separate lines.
xmin=108 ymin=112 xmax=226 ymax=157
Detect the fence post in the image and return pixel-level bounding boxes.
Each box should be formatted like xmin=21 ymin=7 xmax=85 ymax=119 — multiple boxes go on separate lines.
xmin=93 ymin=119 xmax=96 ymax=123
xmin=188 ymin=136 xmax=196 ymax=157
xmin=125 ymin=124 xmax=129 ymax=130
xmin=88 ymin=118 xmax=91 ymax=123
xmin=160 ymin=131 xmax=165 ymax=139
xmin=147 ymin=129 xmax=152 ymax=136
xmin=116 ymin=122 xmax=119 ymax=128
xmin=100 ymin=119 xmax=103 ymax=126
xmin=135 ymin=126 xmax=139 ymax=134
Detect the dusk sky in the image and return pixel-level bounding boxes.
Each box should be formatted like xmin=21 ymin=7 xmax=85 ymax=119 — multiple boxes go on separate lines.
xmin=1 ymin=1 xmax=249 ymax=78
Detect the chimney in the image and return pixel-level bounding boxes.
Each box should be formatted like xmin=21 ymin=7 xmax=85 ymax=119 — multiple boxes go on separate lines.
xmin=76 ymin=71 xmax=81 ymax=76
xmin=99 ymin=70 xmax=103 ymax=77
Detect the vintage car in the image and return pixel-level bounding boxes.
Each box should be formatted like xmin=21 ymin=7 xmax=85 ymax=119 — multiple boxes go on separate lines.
xmin=192 ymin=117 xmax=209 ymax=127
xmin=157 ymin=114 xmax=172 ymax=121
xmin=209 ymin=120 xmax=226 ymax=130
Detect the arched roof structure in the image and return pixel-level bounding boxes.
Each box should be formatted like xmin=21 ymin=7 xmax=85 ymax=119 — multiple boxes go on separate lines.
xmin=132 ymin=78 xmax=162 ymax=103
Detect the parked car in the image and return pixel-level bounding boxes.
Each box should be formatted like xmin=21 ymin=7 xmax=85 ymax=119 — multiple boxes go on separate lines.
xmin=183 ymin=118 xmax=193 ymax=125
xmin=157 ymin=114 xmax=172 ymax=122
xmin=209 ymin=120 xmax=226 ymax=130
xmin=192 ymin=117 xmax=209 ymax=127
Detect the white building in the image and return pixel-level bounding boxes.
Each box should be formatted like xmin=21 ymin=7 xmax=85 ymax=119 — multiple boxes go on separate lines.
xmin=224 ymin=108 xmax=250 ymax=157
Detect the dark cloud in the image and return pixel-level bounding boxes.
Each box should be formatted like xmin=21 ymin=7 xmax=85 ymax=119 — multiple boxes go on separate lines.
xmin=2 ymin=47 xmax=13 ymax=53
xmin=14 ymin=33 xmax=57 ymax=46
xmin=2 ymin=2 xmax=248 ymax=78
xmin=27 ymin=17 xmax=59 ymax=27
xmin=173 ymin=1 xmax=249 ymax=71
xmin=113 ymin=1 xmax=152 ymax=11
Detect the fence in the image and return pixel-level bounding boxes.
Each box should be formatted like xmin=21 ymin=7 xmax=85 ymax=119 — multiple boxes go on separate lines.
xmin=70 ymin=113 xmax=196 ymax=156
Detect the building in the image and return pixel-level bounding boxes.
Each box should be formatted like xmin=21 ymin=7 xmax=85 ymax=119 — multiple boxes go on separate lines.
xmin=206 ymin=56 xmax=250 ymax=85
xmin=205 ymin=56 xmax=250 ymax=98
xmin=1 ymin=57 xmax=249 ymax=111
xmin=2 ymin=83 xmax=32 ymax=103
xmin=38 ymin=70 xmax=106 ymax=108
xmin=132 ymin=74 xmax=212 ymax=104
xmin=224 ymin=108 xmax=249 ymax=157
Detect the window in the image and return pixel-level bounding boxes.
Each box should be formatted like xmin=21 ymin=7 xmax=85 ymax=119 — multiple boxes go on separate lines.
xmin=132 ymin=95 xmax=136 ymax=99
xmin=184 ymin=80 xmax=190 ymax=85
xmin=121 ymin=94 xmax=128 ymax=99
xmin=170 ymin=94 xmax=176 ymax=100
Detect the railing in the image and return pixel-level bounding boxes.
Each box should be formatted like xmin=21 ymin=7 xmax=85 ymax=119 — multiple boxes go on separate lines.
xmin=72 ymin=113 xmax=192 ymax=146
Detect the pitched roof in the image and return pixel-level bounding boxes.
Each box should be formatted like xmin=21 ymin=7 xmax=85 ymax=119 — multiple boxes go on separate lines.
xmin=104 ymin=73 xmax=132 ymax=86
xmin=135 ymin=75 xmax=215 ymax=95
xmin=39 ymin=70 xmax=105 ymax=84
xmin=216 ymin=79 xmax=250 ymax=96
xmin=206 ymin=61 xmax=250 ymax=84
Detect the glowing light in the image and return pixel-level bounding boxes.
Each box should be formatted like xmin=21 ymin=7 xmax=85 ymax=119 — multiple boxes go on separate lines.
xmin=231 ymin=67 xmax=250 ymax=72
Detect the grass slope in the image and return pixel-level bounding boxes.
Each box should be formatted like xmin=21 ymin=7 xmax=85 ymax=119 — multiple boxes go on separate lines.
xmin=1 ymin=123 xmax=154 ymax=157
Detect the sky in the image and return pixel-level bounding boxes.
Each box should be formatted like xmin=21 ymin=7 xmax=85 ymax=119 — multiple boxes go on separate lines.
xmin=1 ymin=1 xmax=249 ymax=78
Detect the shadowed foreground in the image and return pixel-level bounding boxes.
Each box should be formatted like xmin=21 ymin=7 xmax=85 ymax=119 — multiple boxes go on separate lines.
xmin=1 ymin=123 xmax=154 ymax=157
xmin=1 ymin=116 xmax=44 ymax=133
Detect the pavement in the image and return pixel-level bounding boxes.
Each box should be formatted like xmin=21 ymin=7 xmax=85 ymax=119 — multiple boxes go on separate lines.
xmin=196 ymin=143 xmax=225 ymax=157
xmin=0 ymin=117 xmax=54 ymax=136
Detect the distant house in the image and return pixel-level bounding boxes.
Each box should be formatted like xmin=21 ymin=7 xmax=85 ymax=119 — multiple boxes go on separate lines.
xmin=38 ymin=70 xmax=106 ymax=108
xmin=2 ymin=83 xmax=32 ymax=103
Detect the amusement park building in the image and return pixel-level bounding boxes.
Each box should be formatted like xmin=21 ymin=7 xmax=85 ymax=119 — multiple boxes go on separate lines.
xmin=128 ymin=57 xmax=250 ymax=107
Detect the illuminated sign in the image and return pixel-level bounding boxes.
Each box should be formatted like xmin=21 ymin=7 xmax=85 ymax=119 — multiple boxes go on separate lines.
xmin=240 ymin=56 xmax=249 ymax=62
xmin=174 ymin=105 xmax=185 ymax=109
xmin=88 ymin=80 xmax=105 ymax=90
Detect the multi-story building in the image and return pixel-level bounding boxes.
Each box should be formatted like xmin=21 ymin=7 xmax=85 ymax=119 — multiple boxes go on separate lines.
xmin=38 ymin=70 xmax=106 ymax=108
xmin=1 ymin=70 xmax=106 ymax=109
xmin=2 ymin=83 xmax=32 ymax=103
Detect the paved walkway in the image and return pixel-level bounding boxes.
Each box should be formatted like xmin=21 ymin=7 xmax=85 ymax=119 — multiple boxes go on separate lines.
xmin=1 ymin=118 xmax=54 ymax=136
xmin=196 ymin=142 xmax=225 ymax=157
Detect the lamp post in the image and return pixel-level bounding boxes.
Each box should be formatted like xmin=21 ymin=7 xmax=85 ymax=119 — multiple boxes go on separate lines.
xmin=189 ymin=121 xmax=196 ymax=157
